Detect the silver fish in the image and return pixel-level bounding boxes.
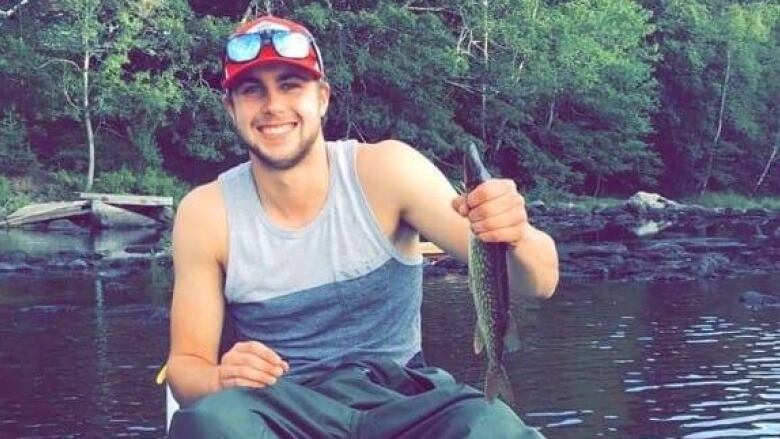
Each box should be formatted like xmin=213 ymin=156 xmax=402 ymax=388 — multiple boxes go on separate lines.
xmin=465 ymin=142 xmax=521 ymax=405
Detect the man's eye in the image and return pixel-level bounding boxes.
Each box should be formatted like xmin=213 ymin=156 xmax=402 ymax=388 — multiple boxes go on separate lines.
xmin=239 ymin=85 xmax=263 ymax=95
xmin=281 ymin=82 xmax=301 ymax=91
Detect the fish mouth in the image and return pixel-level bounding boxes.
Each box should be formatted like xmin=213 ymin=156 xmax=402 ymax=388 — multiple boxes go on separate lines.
xmin=464 ymin=143 xmax=492 ymax=190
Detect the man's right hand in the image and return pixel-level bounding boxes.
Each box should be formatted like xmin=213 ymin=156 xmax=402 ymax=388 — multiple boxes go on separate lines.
xmin=214 ymin=341 xmax=290 ymax=391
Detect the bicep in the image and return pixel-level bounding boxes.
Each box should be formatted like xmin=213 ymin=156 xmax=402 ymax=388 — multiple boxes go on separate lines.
xmin=169 ymin=192 xmax=226 ymax=365
xmin=393 ymin=144 xmax=470 ymax=263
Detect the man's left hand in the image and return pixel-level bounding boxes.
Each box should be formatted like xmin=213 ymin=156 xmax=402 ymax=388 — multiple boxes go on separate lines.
xmin=451 ymin=179 xmax=530 ymax=247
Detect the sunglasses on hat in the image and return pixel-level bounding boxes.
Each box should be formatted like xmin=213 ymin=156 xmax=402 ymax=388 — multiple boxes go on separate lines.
xmin=225 ymin=29 xmax=324 ymax=73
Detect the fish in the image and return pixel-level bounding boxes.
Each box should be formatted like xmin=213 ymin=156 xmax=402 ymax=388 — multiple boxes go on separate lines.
xmin=464 ymin=142 xmax=521 ymax=405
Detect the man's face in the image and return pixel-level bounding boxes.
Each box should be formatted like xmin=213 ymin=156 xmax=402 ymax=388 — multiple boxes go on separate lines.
xmin=223 ymin=64 xmax=330 ymax=170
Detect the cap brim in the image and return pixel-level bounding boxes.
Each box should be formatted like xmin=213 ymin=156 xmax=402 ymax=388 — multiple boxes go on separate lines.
xmin=222 ymin=58 xmax=322 ymax=90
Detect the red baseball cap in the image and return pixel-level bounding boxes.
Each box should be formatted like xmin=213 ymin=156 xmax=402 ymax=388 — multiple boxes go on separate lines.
xmin=222 ymin=16 xmax=324 ymax=90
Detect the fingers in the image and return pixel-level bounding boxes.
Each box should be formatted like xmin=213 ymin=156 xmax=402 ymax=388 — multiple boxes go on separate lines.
xmin=452 ymin=195 xmax=469 ymax=217
xmin=475 ymin=223 xmax=531 ymax=244
xmin=465 ymin=179 xmax=517 ymax=209
xmin=455 ymin=179 xmax=530 ymax=245
xmin=218 ymin=364 xmax=281 ymax=389
xmin=471 ymin=206 xmax=527 ymax=235
xmin=234 ymin=341 xmax=288 ymax=370
xmin=218 ymin=341 xmax=289 ymax=390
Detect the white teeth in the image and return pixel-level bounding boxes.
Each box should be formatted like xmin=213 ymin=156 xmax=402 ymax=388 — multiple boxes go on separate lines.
xmin=260 ymin=123 xmax=295 ymax=135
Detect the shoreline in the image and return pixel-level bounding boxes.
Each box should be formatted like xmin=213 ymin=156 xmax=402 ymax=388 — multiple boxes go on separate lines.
xmin=1 ymin=193 xmax=779 ymax=284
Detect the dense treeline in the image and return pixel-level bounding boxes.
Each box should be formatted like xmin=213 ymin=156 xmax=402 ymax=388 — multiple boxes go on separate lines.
xmin=0 ymin=0 xmax=779 ymax=209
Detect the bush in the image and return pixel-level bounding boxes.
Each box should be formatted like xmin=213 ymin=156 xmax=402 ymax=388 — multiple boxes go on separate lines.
xmin=93 ymin=168 xmax=137 ymax=195
xmin=0 ymin=111 xmax=39 ymax=176
xmin=0 ymin=176 xmax=34 ymax=217
xmin=137 ymin=168 xmax=189 ymax=204
xmin=92 ymin=167 xmax=189 ymax=204
xmin=45 ymin=170 xmax=85 ymax=199
xmin=685 ymin=191 xmax=780 ymax=210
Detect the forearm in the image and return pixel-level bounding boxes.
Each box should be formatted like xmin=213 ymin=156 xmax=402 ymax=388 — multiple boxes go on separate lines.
xmin=506 ymin=225 xmax=559 ymax=299
xmin=167 ymin=353 xmax=220 ymax=407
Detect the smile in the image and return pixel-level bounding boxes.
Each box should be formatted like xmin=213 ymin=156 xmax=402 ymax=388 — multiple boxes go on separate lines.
xmin=258 ymin=123 xmax=297 ymax=135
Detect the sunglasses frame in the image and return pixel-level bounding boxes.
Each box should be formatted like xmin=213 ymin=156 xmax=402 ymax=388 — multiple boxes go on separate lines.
xmin=225 ymin=29 xmax=324 ymax=75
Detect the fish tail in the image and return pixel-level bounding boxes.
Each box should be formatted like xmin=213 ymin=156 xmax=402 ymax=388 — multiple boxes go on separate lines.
xmin=485 ymin=360 xmax=517 ymax=406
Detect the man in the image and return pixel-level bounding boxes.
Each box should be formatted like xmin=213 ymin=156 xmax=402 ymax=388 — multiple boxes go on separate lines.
xmin=167 ymin=15 xmax=558 ymax=438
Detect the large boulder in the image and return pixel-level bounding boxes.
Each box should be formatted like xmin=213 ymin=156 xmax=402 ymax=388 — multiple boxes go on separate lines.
xmin=625 ymin=191 xmax=681 ymax=212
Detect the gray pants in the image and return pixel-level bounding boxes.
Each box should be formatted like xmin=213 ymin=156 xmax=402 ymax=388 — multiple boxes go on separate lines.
xmin=169 ymin=360 xmax=545 ymax=438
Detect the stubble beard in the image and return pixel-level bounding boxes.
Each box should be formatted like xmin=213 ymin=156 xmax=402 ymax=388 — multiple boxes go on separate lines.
xmin=244 ymin=124 xmax=321 ymax=171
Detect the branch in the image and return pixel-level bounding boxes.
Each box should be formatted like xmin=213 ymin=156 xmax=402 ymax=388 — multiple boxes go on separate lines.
xmin=63 ymin=86 xmax=79 ymax=110
xmin=406 ymin=6 xmax=446 ymax=12
xmin=38 ymin=58 xmax=81 ymax=71
xmin=444 ymin=79 xmax=480 ymax=95
xmin=0 ymin=0 xmax=32 ymax=19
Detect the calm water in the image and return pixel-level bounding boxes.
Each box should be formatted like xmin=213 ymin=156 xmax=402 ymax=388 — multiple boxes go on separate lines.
xmin=1 ymin=264 xmax=779 ymax=438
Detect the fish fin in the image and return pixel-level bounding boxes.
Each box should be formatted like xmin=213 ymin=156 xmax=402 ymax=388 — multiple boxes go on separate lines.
xmin=485 ymin=361 xmax=516 ymax=406
xmin=503 ymin=312 xmax=521 ymax=354
xmin=474 ymin=324 xmax=485 ymax=355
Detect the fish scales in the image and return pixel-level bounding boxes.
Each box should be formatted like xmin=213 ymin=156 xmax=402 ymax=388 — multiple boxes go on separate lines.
xmin=464 ymin=142 xmax=520 ymax=406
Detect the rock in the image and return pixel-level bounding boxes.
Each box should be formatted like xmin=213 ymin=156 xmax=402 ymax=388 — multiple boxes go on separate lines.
xmin=631 ymin=219 xmax=673 ymax=238
xmin=429 ymin=256 xmax=467 ymax=275
xmin=46 ymin=219 xmax=87 ymax=233
xmin=560 ymin=243 xmax=628 ymax=258
xmin=625 ymin=191 xmax=681 ymax=212
xmin=91 ymin=200 xmax=159 ymax=228
xmin=678 ymin=238 xmax=747 ymax=253
xmin=641 ymin=242 xmax=687 ymax=257
xmin=527 ymin=200 xmax=547 ymax=214
xmin=691 ymin=253 xmax=730 ymax=277
xmin=745 ymin=208 xmax=770 ymax=217
xmin=0 ymin=262 xmax=19 ymax=272
xmin=125 ymin=244 xmax=157 ymax=254
xmin=67 ymin=259 xmax=89 ymax=270
xmin=739 ymin=290 xmax=780 ymax=311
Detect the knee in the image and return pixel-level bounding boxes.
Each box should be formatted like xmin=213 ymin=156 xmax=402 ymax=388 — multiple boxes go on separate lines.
xmin=168 ymin=388 xmax=254 ymax=438
xmin=455 ymin=399 xmax=544 ymax=439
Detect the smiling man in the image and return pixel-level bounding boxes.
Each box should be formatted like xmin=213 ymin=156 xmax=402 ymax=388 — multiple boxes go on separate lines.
xmin=166 ymin=15 xmax=558 ymax=439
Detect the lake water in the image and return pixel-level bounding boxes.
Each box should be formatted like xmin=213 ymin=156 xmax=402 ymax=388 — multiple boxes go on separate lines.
xmin=1 ymin=264 xmax=779 ymax=438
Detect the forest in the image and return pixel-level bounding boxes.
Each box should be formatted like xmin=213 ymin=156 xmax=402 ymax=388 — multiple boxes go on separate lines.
xmin=1 ymin=0 xmax=779 ymax=213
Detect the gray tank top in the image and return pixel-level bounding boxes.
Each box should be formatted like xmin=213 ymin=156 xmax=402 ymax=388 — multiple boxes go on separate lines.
xmin=217 ymin=139 xmax=423 ymax=382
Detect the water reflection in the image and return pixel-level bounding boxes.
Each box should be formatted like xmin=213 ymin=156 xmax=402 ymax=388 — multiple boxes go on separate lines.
xmin=0 ymin=269 xmax=779 ymax=438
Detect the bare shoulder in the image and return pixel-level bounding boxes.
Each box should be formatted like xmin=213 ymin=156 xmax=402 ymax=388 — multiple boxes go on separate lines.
xmin=356 ymin=138 xmax=466 ymax=260
xmin=173 ymin=181 xmax=227 ymax=265
xmin=355 ymin=140 xmax=436 ymax=196
xmin=356 ymin=139 xmax=429 ymax=171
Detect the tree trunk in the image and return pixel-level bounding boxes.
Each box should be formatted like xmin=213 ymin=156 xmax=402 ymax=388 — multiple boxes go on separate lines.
xmin=700 ymin=48 xmax=731 ymax=197
xmin=593 ymin=173 xmax=602 ymax=197
xmin=754 ymin=124 xmax=780 ymax=193
xmin=480 ymin=0 xmax=489 ymax=147
xmin=83 ymin=1 xmax=95 ymax=192
xmin=546 ymin=97 xmax=555 ymax=130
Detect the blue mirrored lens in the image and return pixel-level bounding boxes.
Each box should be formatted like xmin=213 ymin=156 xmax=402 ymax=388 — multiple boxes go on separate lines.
xmin=271 ymin=32 xmax=310 ymax=59
xmin=227 ymin=34 xmax=262 ymax=62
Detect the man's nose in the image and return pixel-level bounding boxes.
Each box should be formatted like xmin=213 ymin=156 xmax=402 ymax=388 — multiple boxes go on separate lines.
xmin=262 ymin=88 xmax=285 ymax=113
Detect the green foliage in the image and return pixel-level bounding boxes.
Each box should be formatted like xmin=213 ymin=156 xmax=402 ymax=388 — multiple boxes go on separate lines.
xmin=0 ymin=176 xmax=34 ymax=217
xmin=46 ymin=170 xmax=86 ymax=199
xmin=93 ymin=168 xmax=138 ymax=195
xmin=92 ymin=167 xmax=189 ymax=202
xmin=136 ymin=168 xmax=189 ymax=203
xmin=0 ymin=111 xmax=38 ymax=176
xmin=684 ymin=191 xmax=780 ymax=210
xmin=0 ymin=0 xmax=778 ymax=201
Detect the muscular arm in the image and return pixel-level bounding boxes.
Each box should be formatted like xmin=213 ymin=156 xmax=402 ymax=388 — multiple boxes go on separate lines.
xmin=368 ymin=140 xmax=558 ymax=299
xmin=167 ymin=183 xmax=288 ymax=407
xmin=166 ymin=184 xmax=227 ymax=407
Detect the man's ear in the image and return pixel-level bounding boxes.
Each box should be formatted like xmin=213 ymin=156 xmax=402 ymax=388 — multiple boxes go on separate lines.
xmin=222 ymin=92 xmax=236 ymax=124
xmin=318 ymin=80 xmax=331 ymax=117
